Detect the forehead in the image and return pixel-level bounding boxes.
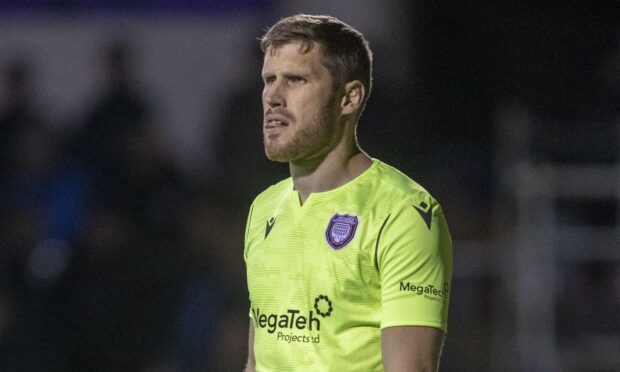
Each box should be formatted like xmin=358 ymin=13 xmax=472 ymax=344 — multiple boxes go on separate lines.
xmin=262 ymin=42 xmax=328 ymax=74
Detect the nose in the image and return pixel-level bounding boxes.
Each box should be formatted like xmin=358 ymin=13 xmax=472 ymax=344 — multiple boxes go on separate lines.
xmin=263 ymin=80 xmax=285 ymax=108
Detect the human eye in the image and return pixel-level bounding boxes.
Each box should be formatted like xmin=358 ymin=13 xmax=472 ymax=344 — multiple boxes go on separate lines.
xmin=263 ymin=75 xmax=276 ymax=85
xmin=287 ymin=75 xmax=306 ymax=84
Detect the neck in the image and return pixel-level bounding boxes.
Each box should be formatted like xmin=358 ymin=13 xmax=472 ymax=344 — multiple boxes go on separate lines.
xmin=290 ymin=132 xmax=372 ymax=205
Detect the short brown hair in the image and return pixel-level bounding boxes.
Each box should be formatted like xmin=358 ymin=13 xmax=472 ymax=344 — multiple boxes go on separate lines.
xmin=261 ymin=14 xmax=373 ymax=109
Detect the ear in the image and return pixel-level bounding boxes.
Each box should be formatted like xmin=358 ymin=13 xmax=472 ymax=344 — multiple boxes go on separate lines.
xmin=340 ymin=80 xmax=365 ymax=116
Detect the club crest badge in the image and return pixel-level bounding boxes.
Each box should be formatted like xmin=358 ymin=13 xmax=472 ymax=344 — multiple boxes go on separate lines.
xmin=325 ymin=214 xmax=359 ymax=250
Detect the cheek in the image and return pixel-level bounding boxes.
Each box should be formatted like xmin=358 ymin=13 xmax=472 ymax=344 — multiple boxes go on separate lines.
xmin=295 ymin=93 xmax=328 ymax=117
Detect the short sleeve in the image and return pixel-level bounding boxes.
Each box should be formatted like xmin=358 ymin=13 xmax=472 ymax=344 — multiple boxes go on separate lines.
xmin=376 ymin=196 xmax=452 ymax=332
xmin=244 ymin=202 xmax=255 ymax=262
xmin=245 ymin=202 xmax=255 ymax=320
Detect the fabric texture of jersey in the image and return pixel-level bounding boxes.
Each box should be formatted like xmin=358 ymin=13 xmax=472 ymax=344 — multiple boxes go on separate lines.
xmin=244 ymin=159 xmax=452 ymax=371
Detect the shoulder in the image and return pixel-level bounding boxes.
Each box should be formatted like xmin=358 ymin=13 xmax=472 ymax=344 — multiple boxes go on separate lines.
xmin=244 ymin=177 xmax=292 ymax=252
xmin=252 ymin=177 xmax=292 ymax=207
xmin=248 ymin=177 xmax=292 ymax=222
xmin=370 ymin=160 xmax=439 ymax=211
xmin=372 ymin=162 xmax=452 ymax=287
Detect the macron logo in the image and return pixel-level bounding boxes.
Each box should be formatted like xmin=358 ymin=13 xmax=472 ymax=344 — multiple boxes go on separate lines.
xmin=265 ymin=217 xmax=276 ymax=238
xmin=412 ymin=202 xmax=432 ymax=230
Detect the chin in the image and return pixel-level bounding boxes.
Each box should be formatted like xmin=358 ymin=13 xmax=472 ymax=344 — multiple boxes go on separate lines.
xmin=264 ymin=147 xmax=292 ymax=163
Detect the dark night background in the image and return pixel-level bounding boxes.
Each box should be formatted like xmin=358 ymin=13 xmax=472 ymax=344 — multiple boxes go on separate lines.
xmin=0 ymin=1 xmax=618 ymax=371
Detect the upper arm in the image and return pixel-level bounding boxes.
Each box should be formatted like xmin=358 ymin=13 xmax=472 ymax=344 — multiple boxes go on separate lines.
xmin=377 ymin=197 xmax=452 ymax=369
xmin=382 ymin=326 xmax=445 ymax=372
xmin=244 ymin=203 xmax=256 ymax=372
xmin=244 ymin=203 xmax=255 ymax=260
xmin=245 ymin=320 xmax=256 ymax=372
xmin=377 ymin=198 xmax=452 ymax=331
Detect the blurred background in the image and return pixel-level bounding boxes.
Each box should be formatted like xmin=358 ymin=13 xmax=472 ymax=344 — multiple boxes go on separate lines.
xmin=0 ymin=1 xmax=618 ymax=371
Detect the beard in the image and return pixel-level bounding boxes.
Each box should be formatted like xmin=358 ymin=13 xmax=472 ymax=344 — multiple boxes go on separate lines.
xmin=264 ymin=101 xmax=341 ymax=164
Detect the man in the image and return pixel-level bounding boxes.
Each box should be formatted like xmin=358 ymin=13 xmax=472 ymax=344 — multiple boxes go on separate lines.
xmin=244 ymin=14 xmax=452 ymax=371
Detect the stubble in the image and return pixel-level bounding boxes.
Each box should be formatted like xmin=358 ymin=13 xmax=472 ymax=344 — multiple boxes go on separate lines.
xmin=264 ymin=99 xmax=340 ymax=164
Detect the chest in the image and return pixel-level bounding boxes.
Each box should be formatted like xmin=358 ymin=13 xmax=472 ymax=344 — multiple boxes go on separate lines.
xmin=246 ymin=206 xmax=381 ymax=306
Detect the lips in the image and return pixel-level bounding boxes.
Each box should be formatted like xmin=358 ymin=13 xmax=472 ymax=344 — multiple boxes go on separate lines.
xmin=264 ymin=115 xmax=290 ymax=129
xmin=264 ymin=109 xmax=293 ymax=129
xmin=265 ymin=119 xmax=288 ymax=128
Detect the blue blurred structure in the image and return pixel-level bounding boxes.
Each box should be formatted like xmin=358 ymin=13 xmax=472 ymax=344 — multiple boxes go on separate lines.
xmin=0 ymin=0 xmax=271 ymax=13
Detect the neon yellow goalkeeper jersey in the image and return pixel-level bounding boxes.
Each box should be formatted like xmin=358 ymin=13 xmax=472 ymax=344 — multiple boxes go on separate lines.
xmin=244 ymin=159 xmax=452 ymax=371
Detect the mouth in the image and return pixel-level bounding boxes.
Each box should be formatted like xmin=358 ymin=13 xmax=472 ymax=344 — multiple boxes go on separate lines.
xmin=264 ymin=112 xmax=291 ymax=137
xmin=264 ymin=117 xmax=290 ymax=129
xmin=265 ymin=120 xmax=288 ymax=129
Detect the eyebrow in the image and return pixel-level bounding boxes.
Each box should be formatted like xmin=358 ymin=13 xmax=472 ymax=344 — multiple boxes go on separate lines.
xmin=261 ymin=71 xmax=312 ymax=80
xmin=283 ymin=72 xmax=309 ymax=79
